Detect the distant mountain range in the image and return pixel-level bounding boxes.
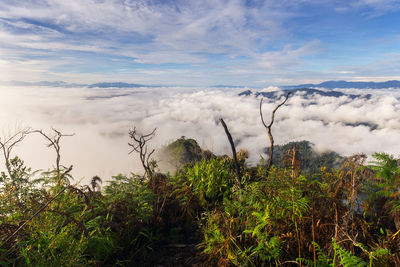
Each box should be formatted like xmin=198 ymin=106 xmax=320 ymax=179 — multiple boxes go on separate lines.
xmin=239 ymin=80 xmax=399 ymax=100
xmin=211 ymin=85 xmax=246 ymax=88
xmin=282 ymin=80 xmax=400 ymax=89
xmin=8 ymin=80 xmax=400 ymax=89
xmin=87 ymin=82 xmax=156 ymax=88
xmin=9 ymin=81 xmax=154 ymax=88
xmin=10 ymin=80 xmax=87 ymax=87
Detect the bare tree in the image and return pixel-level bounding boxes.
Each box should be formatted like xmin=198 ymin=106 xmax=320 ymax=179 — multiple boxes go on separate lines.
xmin=0 ymin=128 xmax=32 ymax=179
xmin=219 ymin=118 xmax=242 ymax=190
xmin=128 ymin=127 xmax=157 ymax=178
xmin=34 ymin=128 xmax=74 ymax=181
xmin=260 ymin=92 xmax=291 ymax=171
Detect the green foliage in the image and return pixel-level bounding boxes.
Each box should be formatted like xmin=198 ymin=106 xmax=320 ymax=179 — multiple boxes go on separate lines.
xmin=1 ymin=137 xmax=400 ymax=266
xmin=332 ymin=238 xmax=367 ymax=267
xmin=366 ymin=152 xmax=400 ymax=197
xmin=159 ymin=137 xmax=214 ymax=171
xmin=104 ymin=174 xmax=155 ymax=223
xmin=99 ymin=174 xmax=157 ymax=262
xmin=198 ymin=167 xmax=312 ymax=266
xmin=162 ymin=137 xmax=203 ymax=166
xmin=172 ymin=157 xmax=234 ymax=209
xmin=368 ymin=247 xmax=392 ymax=266
xmin=271 ymin=140 xmax=345 ymax=174
xmin=299 ymin=241 xmax=332 ymax=267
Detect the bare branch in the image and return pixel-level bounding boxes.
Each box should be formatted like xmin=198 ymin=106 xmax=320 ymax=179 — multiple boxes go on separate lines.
xmin=260 ymin=92 xmax=291 ymax=171
xmin=0 ymin=128 xmax=32 ymax=179
xmin=128 ymin=127 xmax=157 ymax=178
xmin=34 ymin=128 xmax=74 ymax=181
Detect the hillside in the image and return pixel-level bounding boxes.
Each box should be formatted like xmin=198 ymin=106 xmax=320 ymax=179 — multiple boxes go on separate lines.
xmin=158 ymin=137 xmax=214 ymax=172
xmin=270 ymin=140 xmax=345 ymax=174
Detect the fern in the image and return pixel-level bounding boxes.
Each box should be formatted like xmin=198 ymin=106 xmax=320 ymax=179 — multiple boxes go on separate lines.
xmin=367 ymin=153 xmax=400 ymax=197
xmin=332 ymin=238 xmax=367 ymax=267
xmin=299 ymin=241 xmax=332 ymax=267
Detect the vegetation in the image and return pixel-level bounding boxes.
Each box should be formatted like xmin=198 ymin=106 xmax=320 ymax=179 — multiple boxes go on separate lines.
xmin=158 ymin=136 xmax=213 ymax=171
xmin=271 ymin=140 xmax=345 ymax=174
xmin=1 ymin=126 xmax=400 ymax=266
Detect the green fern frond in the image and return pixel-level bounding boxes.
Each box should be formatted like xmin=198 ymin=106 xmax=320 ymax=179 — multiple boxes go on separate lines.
xmin=333 ymin=238 xmax=367 ymax=267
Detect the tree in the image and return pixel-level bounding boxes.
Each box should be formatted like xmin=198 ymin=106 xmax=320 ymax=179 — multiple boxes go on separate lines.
xmin=219 ymin=118 xmax=242 ymax=190
xmin=259 ymin=92 xmax=291 ymax=171
xmin=128 ymin=127 xmax=157 ymax=178
xmin=0 ymin=128 xmax=32 ymax=179
xmin=35 ymin=128 xmax=74 ymax=183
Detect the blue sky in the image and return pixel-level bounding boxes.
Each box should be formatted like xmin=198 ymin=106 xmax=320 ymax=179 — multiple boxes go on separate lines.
xmin=0 ymin=0 xmax=399 ymax=86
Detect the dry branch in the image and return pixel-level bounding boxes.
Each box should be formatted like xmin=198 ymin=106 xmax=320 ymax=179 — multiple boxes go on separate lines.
xmin=0 ymin=128 xmax=33 ymax=178
xmin=128 ymin=127 xmax=157 ymax=178
xmin=34 ymin=128 xmax=74 ymax=181
xmin=260 ymin=92 xmax=291 ymax=171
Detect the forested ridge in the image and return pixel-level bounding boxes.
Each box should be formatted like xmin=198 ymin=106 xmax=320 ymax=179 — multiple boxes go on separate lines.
xmin=1 ymin=116 xmax=400 ymax=266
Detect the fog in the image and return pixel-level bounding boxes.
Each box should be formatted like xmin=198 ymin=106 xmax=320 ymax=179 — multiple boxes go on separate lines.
xmin=1 ymin=85 xmax=400 ymax=184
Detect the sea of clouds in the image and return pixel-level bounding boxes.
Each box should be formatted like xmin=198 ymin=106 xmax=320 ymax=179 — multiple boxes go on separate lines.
xmin=1 ymin=85 xmax=400 ymax=184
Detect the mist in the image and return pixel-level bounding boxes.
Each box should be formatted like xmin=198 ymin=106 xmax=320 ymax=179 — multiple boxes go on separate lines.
xmin=1 ymin=85 xmax=400 ymax=184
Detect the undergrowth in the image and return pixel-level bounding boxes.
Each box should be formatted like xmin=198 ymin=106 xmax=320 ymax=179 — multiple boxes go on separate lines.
xmin=1 ymin=137 xmax=400 ymax=266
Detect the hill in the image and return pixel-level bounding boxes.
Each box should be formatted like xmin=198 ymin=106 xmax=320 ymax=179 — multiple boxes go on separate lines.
xmin=269 ymin=140 xmax=345 ymax=174
xmin=158 ymin=137 xmax=214 ymax=171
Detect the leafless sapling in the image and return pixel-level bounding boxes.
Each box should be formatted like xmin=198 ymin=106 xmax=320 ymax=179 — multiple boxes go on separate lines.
xmin=259 ymin=92 xmax=291 ymax=171
xmin=0 ymin=128 xmax=32 ymax=179
xmin=128 ymin=127 xmax=157 ymax=178
xmin=34 ymin=128 xmax=74 ymax=182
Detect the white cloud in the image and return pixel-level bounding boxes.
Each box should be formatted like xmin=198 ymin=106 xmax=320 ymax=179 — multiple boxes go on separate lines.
xmin=332 ymin=53 xmax=400 ymax=82
xmin=1 ymin=85 xmax=400 ymax=184
xmin=0 ymin=0 xmax=288 ymax=61
xmin=256 ymin=40 xmax=322 ymax=71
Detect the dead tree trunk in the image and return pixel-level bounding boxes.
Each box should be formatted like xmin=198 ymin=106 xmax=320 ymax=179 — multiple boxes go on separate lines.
xmin=259 ymin=92 xmax=291 ymax=171
xmin=220 ymin=118 xmax=242 ymax=190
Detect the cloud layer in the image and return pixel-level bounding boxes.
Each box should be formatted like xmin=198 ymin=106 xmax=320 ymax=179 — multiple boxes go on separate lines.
xmin=1 ymin=85 xmax=400 ymax=183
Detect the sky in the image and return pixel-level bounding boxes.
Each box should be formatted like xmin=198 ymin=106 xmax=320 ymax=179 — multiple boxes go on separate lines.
xmin=1 ymin=0 xmax=400 ymax=86
xmin=1 ymin=1 xmax=400 ymax=183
